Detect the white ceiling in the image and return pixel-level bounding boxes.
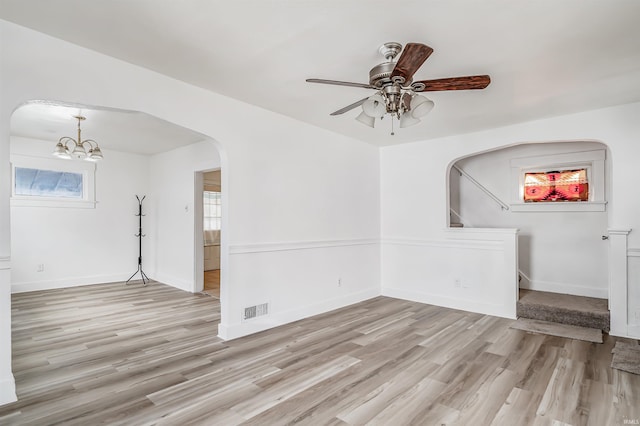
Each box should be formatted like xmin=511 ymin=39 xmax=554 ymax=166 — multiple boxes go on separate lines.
xmin=2 ymin=0 xmax=640 ymax=149
xmin=10 ymin=102 xmax=207 ymax=155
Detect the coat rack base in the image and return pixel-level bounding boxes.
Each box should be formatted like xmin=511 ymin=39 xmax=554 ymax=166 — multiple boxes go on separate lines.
xmin=125 ymin=264 xmax=150 ymax=286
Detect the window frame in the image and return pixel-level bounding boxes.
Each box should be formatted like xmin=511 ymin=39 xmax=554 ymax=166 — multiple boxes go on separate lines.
xmin=10 ymin=154 xmax=97 ymax=209
xmin=509 ymin=149 xmax=606 ymax=212
xmin=203 ymin=190 xmax=221 ymax=231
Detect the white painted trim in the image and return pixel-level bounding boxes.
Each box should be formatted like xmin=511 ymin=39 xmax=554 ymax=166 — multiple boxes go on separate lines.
xmin=11 ymin=273 xmax=134 ymax=293
xmin=0 ymin=257 xmax=10 ymax=270
xmin=382 ymin=238 xmax=502 ymax=252
xmin=509 ymin=148 xmax=606 ymax=209
xmin=608 ymin=229 xmax=630 ymax=337
xmin=152 ymin=272 xmax=194 ymax=293
xmin=0 ymin=374 xmax=17 ymax=406
xmin=519 ymin=279 xmax=608 ymax=299
xmin=229 ymin=238 xmax=379 ymax=255
xmin=628 ymin=248 xmax=640 ymax=257
xmin=627 ymin=325 xmax=640 ymax=339
xmin=509 ymin=201 xmax=606 ymax=212
xmin=609 ymin=229 xmax=632 ymax=235
xmin=217 ymin=287 xmax=379 ymax=341
xmin=445 ymin=227 xmax=519 ymax=235
xmin=11 ymin=198 xmax=97 ymax=209
xmin=10 ymin=154 xmax=97 ymax=208
xmin=382 ymin=286 xmax=516 ymax=319
xmin=509 ymin=149 xmax=606 ymax=168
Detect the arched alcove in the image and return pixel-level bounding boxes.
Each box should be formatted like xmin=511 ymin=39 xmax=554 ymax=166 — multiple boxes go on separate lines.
xmin=447 ymin=140 xmax=611 ymax=299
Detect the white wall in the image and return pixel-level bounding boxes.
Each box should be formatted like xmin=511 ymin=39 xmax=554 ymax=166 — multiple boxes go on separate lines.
xmin=381 ymin=102 xmax=640 ymax=336
xmin=0 ymin=19 xmax=382 ymax=404
xmin=453 ymin=142 xmax=609 ymax=298
xmin=9 ymin=136 xmax=150 ymax=292
xmin=148 ymin=139 xmax=220 ymax=292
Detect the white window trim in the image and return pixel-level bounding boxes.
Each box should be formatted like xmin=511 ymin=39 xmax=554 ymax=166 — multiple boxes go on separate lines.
xmin=10 ymin=154 xmax=97 ymax=209
xmin=509 ymin=149 xmax=606 ymax=212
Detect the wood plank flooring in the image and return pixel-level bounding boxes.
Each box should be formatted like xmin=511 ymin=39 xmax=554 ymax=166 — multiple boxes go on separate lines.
xmin=1 ymin=281 xmax=639 ymax=425
xmin=203 ymin=270 xmax=220 ymax=298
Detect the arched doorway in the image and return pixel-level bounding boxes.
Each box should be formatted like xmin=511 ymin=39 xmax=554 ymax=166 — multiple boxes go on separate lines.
xmin=8 ymin=100 xmax=227 ymax=323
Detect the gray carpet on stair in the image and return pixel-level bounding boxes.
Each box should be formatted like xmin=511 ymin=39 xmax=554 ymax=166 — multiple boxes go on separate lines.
xmin=517 ymin=289 xmax=610 ymax=332
xmin=611 ymin=341 xmax=640 ymax=375
xmin=510 ymin=318 xmax=603 ymax=343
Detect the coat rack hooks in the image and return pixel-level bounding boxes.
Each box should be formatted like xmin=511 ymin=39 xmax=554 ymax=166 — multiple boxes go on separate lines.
xmin=125 ymin=195 xmax=150 ymax=286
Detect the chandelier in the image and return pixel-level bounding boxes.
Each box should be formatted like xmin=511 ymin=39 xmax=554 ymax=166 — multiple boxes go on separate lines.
xmin=52 ymin=115 xmax=103 ymax=161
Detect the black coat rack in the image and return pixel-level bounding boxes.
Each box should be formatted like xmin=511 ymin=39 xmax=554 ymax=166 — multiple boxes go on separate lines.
xmin=126 ymin=195 xmax=150 ymax=286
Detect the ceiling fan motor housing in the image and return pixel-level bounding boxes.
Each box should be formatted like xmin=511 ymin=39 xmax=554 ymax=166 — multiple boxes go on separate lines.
xmin=369 ymin=62 xmax=397 ymax=88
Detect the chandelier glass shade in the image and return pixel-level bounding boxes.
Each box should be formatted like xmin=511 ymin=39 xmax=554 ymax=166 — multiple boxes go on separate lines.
xmin=52 ymin=115 xmax=103 ymax=162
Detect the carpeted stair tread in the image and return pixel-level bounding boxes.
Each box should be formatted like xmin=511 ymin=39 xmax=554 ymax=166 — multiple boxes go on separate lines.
xmin=510 ymin=318 xmax=603 ymax=343
xmin=517 ymin=289 xmax=610 ymax=332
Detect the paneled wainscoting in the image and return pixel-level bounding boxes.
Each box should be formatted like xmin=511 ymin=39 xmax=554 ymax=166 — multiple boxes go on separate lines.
xmin=1 ymin=281 xmax=639 ymax=425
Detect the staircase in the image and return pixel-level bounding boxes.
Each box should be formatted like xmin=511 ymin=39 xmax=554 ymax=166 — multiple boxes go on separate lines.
xmin=517 ymin=289 xmax=610 ymax=333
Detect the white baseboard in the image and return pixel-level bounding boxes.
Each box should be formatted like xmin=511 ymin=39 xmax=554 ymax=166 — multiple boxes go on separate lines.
xmin=0 ymin=374 xmax=16 ymax=406
xmin=217 ymin=287 xmax=380 ymax=341
xmin=11 ymin=273 xmax=134 ymax=293
xmin=627 ymin=325 xmax=640 ymax=339
xmin=382 ymin=286 xmax=516 ymax=319
xmin=520 ymin=279 xmax=608 ymax=299
xmin=152 ymin=272 xmax=194 ymax=293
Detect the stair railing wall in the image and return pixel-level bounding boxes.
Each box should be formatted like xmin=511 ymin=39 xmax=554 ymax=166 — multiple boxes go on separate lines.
xmin=453 ymin=164 xmax=509 ymax=211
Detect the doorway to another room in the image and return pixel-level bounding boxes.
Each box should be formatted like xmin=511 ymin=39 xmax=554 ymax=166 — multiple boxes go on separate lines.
xmin=202 ymin=170 xmax=221 ymax=298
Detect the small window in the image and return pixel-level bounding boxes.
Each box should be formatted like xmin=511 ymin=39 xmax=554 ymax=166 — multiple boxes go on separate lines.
xmin=14 ymin=167 xmax=83 ymax=199
xmin=524 ymin=169 xmax=588 ymax=202
xmin=510 ymin=148 xmax=605 ymax=212
xmin=203 ymin=191 xmax=221 ymax=230
xmin=11 ymin=154 xmax=96 ymax=208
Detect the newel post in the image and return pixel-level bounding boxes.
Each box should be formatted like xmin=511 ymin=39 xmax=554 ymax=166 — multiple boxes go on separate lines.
xmin=608 ymin=229 xmax=631 ymax=337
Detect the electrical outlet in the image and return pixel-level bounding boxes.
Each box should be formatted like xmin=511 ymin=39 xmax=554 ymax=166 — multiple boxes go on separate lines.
xmin=37 ymin=264 xmax=44 ymax=272
xmin=338 ymin=278 xmax=342 ymax=287
xmin=454 ymin=279 xmax=461 ymax=288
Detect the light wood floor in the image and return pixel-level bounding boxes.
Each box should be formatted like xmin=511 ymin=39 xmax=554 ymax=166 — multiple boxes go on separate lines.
xmin=1 ymin=281 xmax=639 ymax=425
xmin=203 ymin=269 xmax=220 ymax=298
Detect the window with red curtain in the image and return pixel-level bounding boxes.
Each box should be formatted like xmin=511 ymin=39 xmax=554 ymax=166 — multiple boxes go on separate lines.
xmin=523 ymin=169 xmax=589 ymax=202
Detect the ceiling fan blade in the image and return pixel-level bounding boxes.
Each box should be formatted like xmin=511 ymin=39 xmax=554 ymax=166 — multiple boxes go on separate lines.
xmin=413 ymin=75 xmax=491 ymax=91
xmin=390 ymin=43 xmax=433 ymax=83
xmin=306 ymin=79 xmax=375 ymax=89
xmin=330 ymin=97 xmax=369 ymax=116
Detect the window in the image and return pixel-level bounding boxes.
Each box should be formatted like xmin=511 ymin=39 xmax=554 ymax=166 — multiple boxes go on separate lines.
xmin=14 ymin=167 xmax=84 ymax=199
xmin=509 ymin=148 xmax=605 ymax=212
xmin=523 ymin=169 xmax=588 ymax=202
xmin=11 ymin=154 xmax=96 ymax=208
xmin=203 ymin=191 xmax=221 ymax=230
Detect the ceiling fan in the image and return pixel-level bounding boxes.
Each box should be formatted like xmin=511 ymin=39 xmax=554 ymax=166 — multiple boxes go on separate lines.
xmin=306 ymin=42 xmax=490 ymax=133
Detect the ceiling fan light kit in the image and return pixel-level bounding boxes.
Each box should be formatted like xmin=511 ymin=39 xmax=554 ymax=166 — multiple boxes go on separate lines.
xmin=355 ymin=110 xmax=376 ymax=128
xmin=307 ymin=42 xmax=490 ymax=134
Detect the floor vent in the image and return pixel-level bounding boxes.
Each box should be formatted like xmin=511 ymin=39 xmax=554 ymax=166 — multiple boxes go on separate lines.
xmin=244 ymin=303 xmax=269 ymax=321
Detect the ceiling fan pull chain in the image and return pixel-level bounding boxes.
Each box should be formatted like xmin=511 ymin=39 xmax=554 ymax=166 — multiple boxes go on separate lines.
xmin=391 ymin=115 xmax=395 ymax=136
